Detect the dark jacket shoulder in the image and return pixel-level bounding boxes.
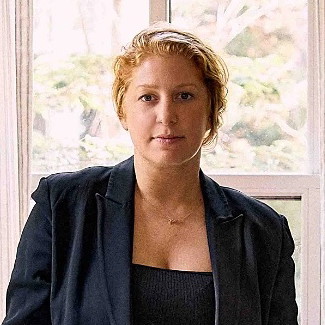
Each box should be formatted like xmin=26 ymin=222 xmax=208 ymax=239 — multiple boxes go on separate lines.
xmin=222 ymin=185 xmax=281 ymax=217
xmin=219 ymin=184 xmax=285 ymax=235
xmin=32 ymin=165 xmax=114 ymax=204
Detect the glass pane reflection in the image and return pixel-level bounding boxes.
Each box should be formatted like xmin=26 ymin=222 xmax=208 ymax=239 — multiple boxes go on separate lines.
xmin=171 ymin=0 xmax=308 ymax=173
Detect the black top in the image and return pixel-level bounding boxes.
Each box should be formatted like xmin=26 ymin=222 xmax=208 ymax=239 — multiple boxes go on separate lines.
xmin=131 ymin=264 xmax=215 ymax=325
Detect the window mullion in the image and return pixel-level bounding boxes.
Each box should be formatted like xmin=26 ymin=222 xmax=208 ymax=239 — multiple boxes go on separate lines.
xmin=149 ymin=0 xmax=170 ymax=24
xmin=16 ymin=0 xmax=33 ymax=228
xmin=309 ymin=0 xmax=325 ymax=324
xmin=308 ymin=0 xmax=323 ymax=175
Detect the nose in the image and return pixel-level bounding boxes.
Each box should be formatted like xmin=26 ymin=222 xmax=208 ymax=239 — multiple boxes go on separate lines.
xmin=156 ymin=97 xmax=178 ymax=126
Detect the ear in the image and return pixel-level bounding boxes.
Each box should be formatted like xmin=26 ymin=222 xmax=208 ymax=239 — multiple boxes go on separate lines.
xmin=206 ymin=115 xmax=212 ymax=131
xmin=120 ymin=116 xmax=128 ymax=131
xmin=118 ymin=104 xmax=129 ymax=130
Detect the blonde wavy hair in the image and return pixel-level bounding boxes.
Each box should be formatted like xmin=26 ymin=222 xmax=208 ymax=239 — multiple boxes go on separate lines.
xmin=112 ymin=25 xmax=228 ymax=147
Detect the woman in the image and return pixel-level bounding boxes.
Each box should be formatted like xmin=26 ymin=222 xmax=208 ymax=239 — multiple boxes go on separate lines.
xmin=3 ymin=26 xmax=298 ymax=325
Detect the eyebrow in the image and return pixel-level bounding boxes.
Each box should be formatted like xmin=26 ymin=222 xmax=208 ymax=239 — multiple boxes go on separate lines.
xmin=136 ymin=83 xmax=199 ymax=90
xmin=136 ymin=84 xmax=159 ymax=89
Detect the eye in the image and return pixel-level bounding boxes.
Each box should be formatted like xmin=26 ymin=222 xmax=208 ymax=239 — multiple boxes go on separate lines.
xmin=176 ymin=92 xmax=194 ymax=101
xmin=139 ymin=94 xmax=156 ymax=102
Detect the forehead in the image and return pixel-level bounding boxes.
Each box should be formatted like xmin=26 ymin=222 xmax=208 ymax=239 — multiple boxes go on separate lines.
xmin=128 ymin=54 xmax=205 ymax=86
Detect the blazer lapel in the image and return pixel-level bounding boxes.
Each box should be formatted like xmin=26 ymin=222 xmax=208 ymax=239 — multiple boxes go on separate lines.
xmin=96 ymin=157 xmax=135 ymax=325
xmin=201 ymin=172 xmax=243 ymax=325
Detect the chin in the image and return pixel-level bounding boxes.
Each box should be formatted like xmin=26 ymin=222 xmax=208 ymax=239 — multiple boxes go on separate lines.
xmin=148 ymin=151 xmax=202 ymax=169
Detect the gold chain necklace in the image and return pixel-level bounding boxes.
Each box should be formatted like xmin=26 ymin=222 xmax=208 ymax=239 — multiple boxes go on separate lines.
xmin=166 ymin=211 xmax=195 ymax=225
xmin=137 ymin=189 xmax=202 ymax=225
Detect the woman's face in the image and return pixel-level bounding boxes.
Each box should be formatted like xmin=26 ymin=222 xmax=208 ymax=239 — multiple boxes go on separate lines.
xmin=121 ymin=54 xmax=210 ymax=168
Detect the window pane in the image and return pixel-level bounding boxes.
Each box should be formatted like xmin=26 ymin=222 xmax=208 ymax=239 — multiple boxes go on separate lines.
xmin=171 ymin=0 xmax=308 ymax=173
xmin=259 ymin=198 xmax=302 ymax=323
xmin=33 ymin=0 xmax=149 ymax=174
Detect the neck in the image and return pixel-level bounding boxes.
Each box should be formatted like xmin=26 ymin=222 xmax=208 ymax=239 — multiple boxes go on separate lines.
xmin=134 ymin=155 xmax=202 ymax=207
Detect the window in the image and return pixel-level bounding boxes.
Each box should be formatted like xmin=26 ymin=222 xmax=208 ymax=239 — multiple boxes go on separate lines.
xmin=31 ymin=0 xmax=312 ymax=174
xmin=174 ymin=1 xmax=308 ymax=173
xmin=32 ymin=0 xmax=149 ymax=175
xmin=0 ymin=0 xmax=324 ymax=323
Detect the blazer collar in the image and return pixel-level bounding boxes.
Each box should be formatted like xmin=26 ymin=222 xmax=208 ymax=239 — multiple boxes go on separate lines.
xmin=104 ymin=156 xmax=136 ymax=204
xmin=200 ymin=171 xmax=243 ymax=325
xmin=102 ymin=156 xmax=239 ymax=224
xmin=97 ymin=157 xmax=242 ymax=325
xmin=199 ymin=170 xmax=234 ymax=223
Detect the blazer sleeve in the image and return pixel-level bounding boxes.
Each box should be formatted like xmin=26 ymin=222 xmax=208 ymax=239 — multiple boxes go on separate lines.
xmin=268 ymin=215 xmax=299 ymax=324
xmin=2 ymin=178 xmax=52 ymax=325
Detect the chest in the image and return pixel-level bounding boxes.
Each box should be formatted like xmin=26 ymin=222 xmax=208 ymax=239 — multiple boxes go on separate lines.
xmin=132 ymin=208 xmax=212 ymax=272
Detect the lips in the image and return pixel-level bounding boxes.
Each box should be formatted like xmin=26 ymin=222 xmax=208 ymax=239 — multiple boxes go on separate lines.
xmin=153 ymin=134 xmax=185 ymax=144
xmin=155 ymin=134 xmax=183 ymax=139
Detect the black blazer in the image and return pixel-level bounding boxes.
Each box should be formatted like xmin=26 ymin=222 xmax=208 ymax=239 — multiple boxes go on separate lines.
xmin=3 ymin=157 xmax=298 ymax=325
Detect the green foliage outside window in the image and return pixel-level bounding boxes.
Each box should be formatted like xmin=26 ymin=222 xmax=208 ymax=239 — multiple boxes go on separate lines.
xmin=33 ymin=0 xmax=307 ymax=174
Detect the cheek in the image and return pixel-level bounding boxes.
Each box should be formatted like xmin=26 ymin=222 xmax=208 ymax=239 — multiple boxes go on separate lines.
xmin=124 ymin=110 xmax=155 ymax=136
xmin=199 ymin=106 xmax=211 ymax=130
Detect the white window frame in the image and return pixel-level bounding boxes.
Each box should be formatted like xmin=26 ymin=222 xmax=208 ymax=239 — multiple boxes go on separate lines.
xmin=0 ymin=0 xmax=324 ymax=323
